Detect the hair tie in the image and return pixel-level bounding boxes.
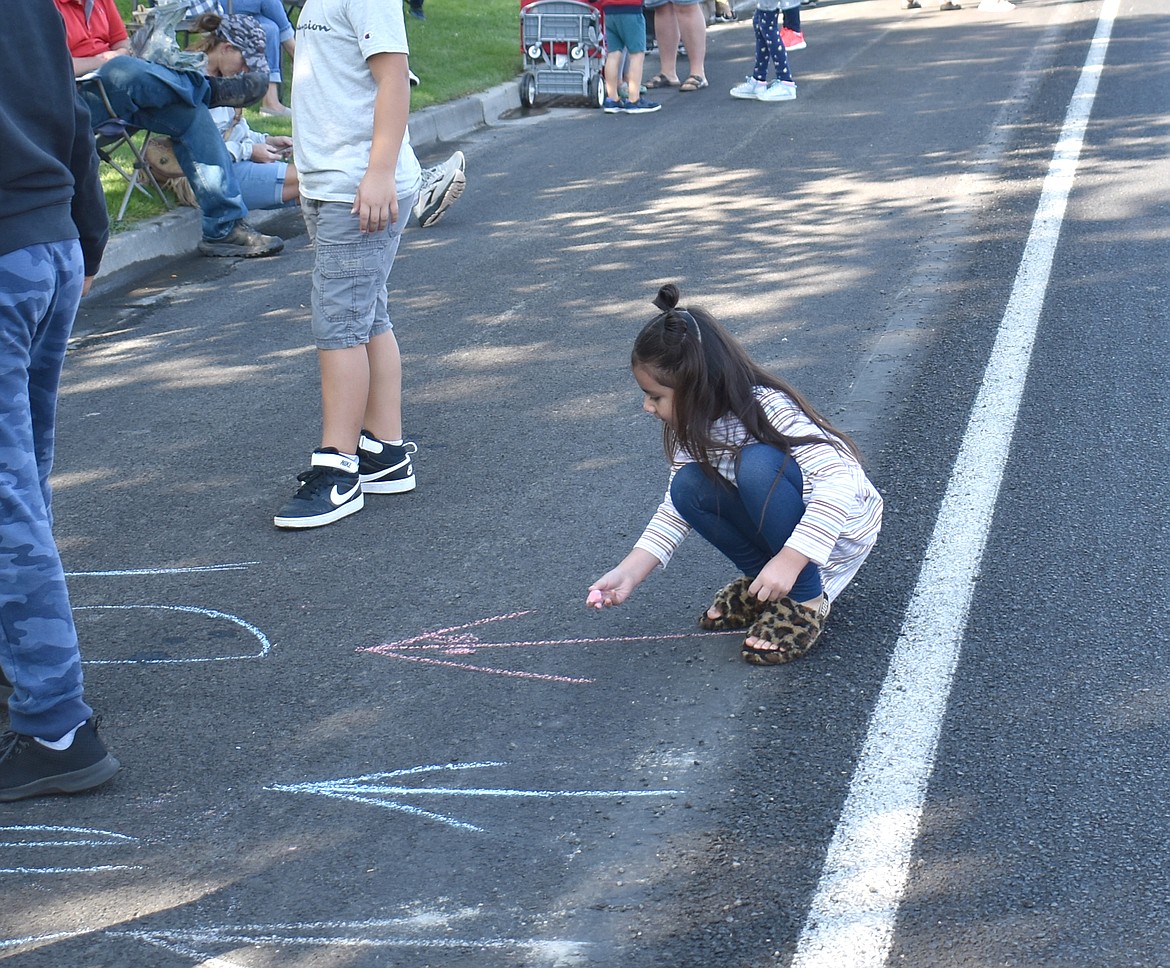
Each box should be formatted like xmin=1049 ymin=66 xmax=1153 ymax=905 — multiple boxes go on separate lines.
xmin=676 ymin=309 xmax=702 ymax=344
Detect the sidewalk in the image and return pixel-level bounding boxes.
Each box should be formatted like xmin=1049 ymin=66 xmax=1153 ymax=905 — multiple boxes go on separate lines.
xmin=96 ymin=78 xmax=522 ymax=287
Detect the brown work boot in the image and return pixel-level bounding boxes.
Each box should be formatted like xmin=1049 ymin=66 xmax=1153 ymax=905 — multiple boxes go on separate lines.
xmin=198 ymin=220 xmax=284 ymax=258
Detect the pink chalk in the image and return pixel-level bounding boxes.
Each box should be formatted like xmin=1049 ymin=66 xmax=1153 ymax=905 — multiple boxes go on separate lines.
xmin=587 ymin=590 xmax=605 ymax=608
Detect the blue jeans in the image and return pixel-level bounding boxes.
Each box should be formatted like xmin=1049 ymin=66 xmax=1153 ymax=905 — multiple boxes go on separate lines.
xmin=228 ymin=0 xmax=295 ymax=81
xmin=0 ymin=242 xmax=93 ymax=741
xmin=80 ymin=57 xmax=248 ymax=240
xmin=670 ymin=443 xmax=823 ymax=601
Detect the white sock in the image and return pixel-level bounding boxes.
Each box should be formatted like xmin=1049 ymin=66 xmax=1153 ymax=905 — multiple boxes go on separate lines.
xmin=35 ymin=721 xmax=84 ymax=750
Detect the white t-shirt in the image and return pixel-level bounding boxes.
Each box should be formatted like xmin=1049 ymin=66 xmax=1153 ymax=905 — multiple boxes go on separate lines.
xmin=291 ymin=0 xmax=422 ymax=202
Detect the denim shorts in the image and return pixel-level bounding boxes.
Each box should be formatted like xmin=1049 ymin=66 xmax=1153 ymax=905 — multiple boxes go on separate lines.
xmin=301 ymin=193 xmax=416 ymax=350
xmin=605 ymin=10 xmax=647 ymax=53
xmin=234 ymin=160 xmax=296 ymax=211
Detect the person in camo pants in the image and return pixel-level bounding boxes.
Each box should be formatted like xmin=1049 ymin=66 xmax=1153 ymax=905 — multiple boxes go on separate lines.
xmin=0 ymin=0 xmax=120 ymax=802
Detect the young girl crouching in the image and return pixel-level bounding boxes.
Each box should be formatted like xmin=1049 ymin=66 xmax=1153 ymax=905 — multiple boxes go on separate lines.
xmin=587 ymin=284 xmax=883 ymax=664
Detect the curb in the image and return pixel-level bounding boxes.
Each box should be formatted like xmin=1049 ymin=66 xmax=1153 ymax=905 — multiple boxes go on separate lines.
xmin=97 ymin=79 xmax=522 ymax=287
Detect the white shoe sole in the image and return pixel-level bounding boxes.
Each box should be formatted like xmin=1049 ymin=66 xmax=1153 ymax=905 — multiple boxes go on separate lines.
xmin=273 ymin=493 xmax=364 ymax=529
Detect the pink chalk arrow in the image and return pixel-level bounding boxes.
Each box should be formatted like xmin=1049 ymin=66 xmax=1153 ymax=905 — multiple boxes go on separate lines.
xmin=359 ymin=610 xmax=735 ymax=684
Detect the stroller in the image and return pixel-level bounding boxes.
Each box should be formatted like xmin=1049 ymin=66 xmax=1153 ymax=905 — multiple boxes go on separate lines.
xmin=519 ymin=0 xmax=606 ymax=109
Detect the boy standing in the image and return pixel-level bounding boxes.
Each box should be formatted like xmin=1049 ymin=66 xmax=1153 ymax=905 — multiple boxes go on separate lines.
xmin=275 ymin=0 xmax=423 ymax=529
xmin=597 ymin=2 xmax=661 ymax=114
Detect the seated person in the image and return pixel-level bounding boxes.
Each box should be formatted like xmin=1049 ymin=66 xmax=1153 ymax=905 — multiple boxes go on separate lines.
xmin=54 ymin=0 xmax=282 ymax=257
xmin=224 ymin=0 xmax=298 ymax=116
xmin=198 ymin=18 xmax=468 ymax=228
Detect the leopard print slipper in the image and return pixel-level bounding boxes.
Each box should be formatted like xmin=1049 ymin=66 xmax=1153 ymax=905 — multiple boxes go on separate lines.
xmin=741 ymin=596 xmax=830 ymax=665
xmin=697 ymin=576 xmax=762 ymax=631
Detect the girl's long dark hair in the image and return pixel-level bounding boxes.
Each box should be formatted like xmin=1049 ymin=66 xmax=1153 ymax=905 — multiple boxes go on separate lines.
xmin=632 ymin=284 xmax=862 ymax=472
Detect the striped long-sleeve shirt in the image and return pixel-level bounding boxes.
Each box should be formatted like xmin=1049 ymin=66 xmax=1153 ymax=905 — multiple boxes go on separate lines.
xmin=633 ymin=387 xmax=883 ymax=602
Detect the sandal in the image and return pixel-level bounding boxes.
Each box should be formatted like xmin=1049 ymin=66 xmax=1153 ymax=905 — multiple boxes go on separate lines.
xmin=679 ymin=75 xmax=709 ymax=92
xmin=741 ymin=596 xmax=830 ymax=666
xmin=698 ymin=576 xmax=762 ymax=631
xmin=645 ymin=73 xmax=679 ymax=89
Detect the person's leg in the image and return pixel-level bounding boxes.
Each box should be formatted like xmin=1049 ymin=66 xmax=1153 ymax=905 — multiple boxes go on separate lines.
xmin=362 ymin=329 xmax=404 ymax=443
xmin=232 ymin=160 xmax=298 ymax=210
xmin=734 ymin=444 xmax=822 ymax=600
xmin=91 ymin=58 xmax=249 ymax=239
xmin=674 ymin=1 xmax=707 ymax=83
xmin=280 ymin=161 xmax=300 ymax=204
xmin=752 ymin=8 xmax=771 ymax=80
xmin=652 ymin=4 xmax=681 ymax=82
xmin=620 ymin=12 xmax=650 ymax=102
xmin=0 ymin=242 xmax=92 ymax=741
xmin=782 ymin=5 xmax=801 ymax=30
xmin=231 ymin=0 xmax=295 ymax=107
xmin=310 ymin=194 xmax=409 ymax=455
xmin=669 ymin=464 xmax=775 ymax=577
xmin=604 ymin=48 xmax=624 ymax=102
xmin=625 ymin=51 xmax=647 ymax=101
xmin=756 ymin=8 xmax=792 ymax=83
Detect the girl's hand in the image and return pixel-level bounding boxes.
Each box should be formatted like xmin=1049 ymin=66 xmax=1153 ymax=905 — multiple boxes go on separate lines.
xmin=587 ymin=568 xmax=637 ymax=609
xmin=749 ymin=546 xmax=810 ymax=603
xmin=586 ymin=549 xmax=660 ymax=610
xmin=251 ymin=142 xmax=285 ymax=163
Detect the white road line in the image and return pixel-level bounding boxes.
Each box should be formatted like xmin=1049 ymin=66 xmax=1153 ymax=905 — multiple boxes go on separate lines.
xmin=792 ymin=2 xmax=1119 ymax=965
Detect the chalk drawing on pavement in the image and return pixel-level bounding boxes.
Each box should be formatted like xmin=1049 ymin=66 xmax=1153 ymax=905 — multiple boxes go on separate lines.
xmin=1 ymin=909 xmax=589 ymax=965
xmin=0 ymin=825 xmax=142 ymax=875
xmin=66 ymin=562 xmax=259 ymax=577
xmin=76 ymin=604 xmax=272 ymax=665
xmin=361 ymin=610 xmax=736 ymax=684
xmin=62 ymin=562 xmax=273 ymax=665
xmin=268 ymin=760 xmax=683 ymax=833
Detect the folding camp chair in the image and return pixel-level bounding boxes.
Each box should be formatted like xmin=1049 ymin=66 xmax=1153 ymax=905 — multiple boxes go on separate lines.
xmin=77 ymin=72 xmax=174 ymax=221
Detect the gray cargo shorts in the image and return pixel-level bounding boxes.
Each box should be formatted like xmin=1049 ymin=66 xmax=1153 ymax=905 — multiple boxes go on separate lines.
xmin=302 ymin=193 xmax=417 ymax=349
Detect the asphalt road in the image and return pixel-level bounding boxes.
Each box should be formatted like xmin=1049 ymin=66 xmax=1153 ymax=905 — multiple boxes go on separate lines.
xmin=3 ymin=0 xmax=1168 ymax=965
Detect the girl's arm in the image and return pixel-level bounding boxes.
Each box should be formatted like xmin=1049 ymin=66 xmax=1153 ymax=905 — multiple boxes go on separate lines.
xmin=587 ymin=548 xmax=661 ymax=609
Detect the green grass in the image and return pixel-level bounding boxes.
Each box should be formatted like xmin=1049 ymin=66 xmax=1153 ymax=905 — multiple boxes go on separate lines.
xmin=403 ymin=0 xmax=522 ymax=110
xmin=102 ymin=0 xmax=522 ymax=227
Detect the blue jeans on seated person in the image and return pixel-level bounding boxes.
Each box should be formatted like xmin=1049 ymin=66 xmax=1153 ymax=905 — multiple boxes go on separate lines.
xmin=670 ymin=443 xmax=823 ymax=602
xmin=80 ymin=56 xmax=248 ymax=240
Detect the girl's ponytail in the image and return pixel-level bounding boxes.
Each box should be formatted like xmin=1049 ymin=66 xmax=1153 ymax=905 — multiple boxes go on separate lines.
xmin=652 ymin=284 xmax=680 ymax=313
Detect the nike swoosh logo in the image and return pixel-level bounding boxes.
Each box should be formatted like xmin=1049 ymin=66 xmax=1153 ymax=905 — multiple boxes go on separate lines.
xmin=330 ymin=483 xmax=360 ymax=506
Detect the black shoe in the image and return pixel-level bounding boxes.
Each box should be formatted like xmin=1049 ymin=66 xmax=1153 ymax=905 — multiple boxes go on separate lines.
xmin=0 ymin=668 xmax=11 ymax=707
xmin=274 ymin=448 xmax=365 ymax=529
xmin=408 ymin=1 xmax=426 ymax=19
xmin=207 ymin=72 xmax=269 ymax=108
xmin=358 ymin=433 xmax=417 ymax=494
xmin=198 ymin=220 xmax=284 ymax=258
xmin=0 ymin=719 xmax=120 ymax=802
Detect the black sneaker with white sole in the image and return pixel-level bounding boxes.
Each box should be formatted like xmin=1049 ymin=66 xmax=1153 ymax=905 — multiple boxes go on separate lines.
xmin=0 ymin=718 xmax=120 ymax=802
xmin=358 ymin=433 xmax=417 ymax=494
xmin=274 ymin=449 xmax=364 ymax=529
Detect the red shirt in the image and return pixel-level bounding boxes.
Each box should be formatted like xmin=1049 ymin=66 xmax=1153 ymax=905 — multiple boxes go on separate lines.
xmin=53 ymin=0 xmax=128 ymax=58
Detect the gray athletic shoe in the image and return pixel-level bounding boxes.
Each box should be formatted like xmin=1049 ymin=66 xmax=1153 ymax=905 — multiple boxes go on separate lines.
xmin=413 ymin=151 xmax=466 ymax=228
